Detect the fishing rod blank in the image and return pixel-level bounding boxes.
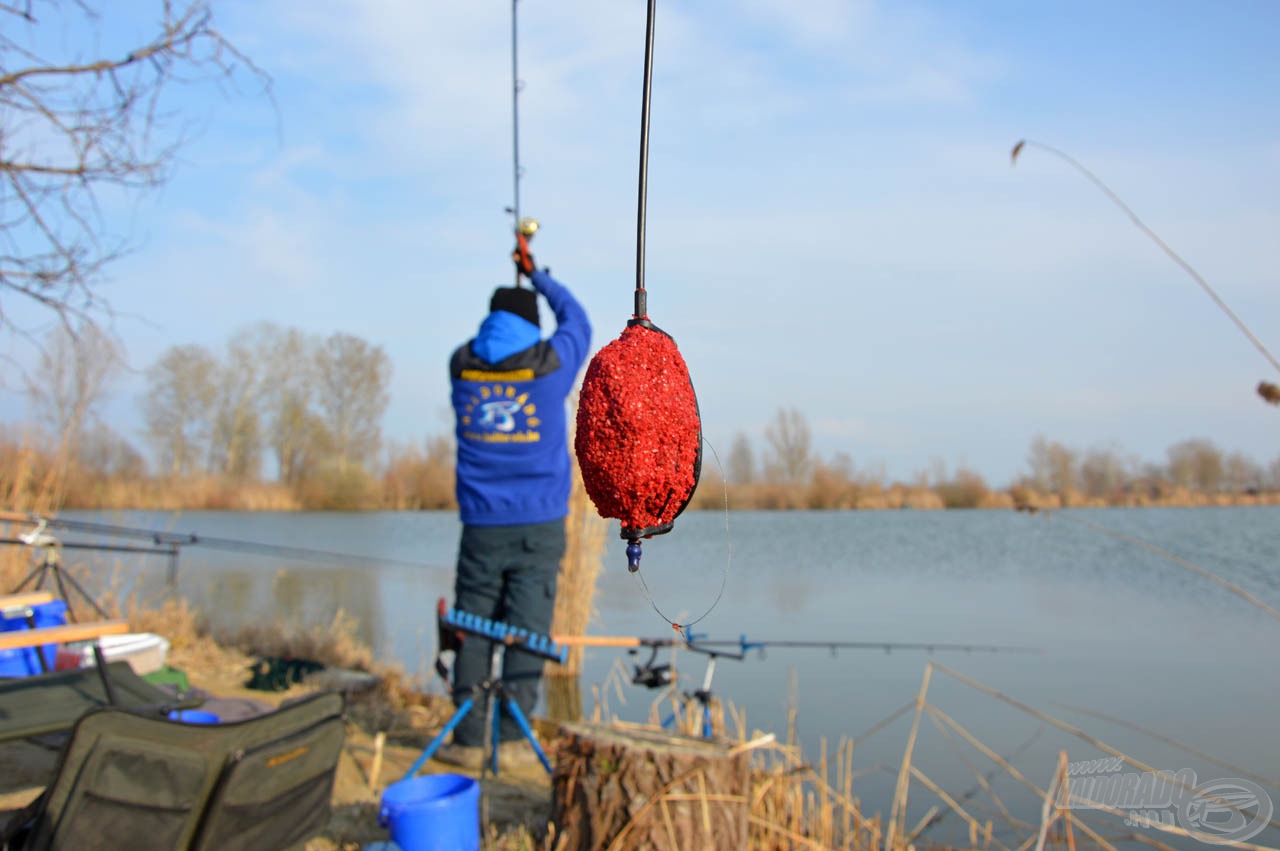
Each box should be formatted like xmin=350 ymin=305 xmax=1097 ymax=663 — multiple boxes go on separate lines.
xmin=689 ymin=638 xmax=1041 ymax=656
xmin=552 ymin=633 xmax=1040 ymax=655
xmin=510 ymin=0 xmax=524 ymax=287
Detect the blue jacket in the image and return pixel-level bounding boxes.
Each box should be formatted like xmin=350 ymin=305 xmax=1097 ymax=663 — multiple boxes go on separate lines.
xmin=450 ymin=270 xmax=591 ymax=526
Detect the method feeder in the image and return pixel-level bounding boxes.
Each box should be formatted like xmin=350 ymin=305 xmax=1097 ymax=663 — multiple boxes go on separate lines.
xmin=574 ymin=0 xmax=702 ymax=573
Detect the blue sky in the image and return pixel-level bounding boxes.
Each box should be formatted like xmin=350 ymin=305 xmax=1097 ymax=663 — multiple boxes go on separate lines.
xmin=4 ymin=0 xmax=1279 ymax=486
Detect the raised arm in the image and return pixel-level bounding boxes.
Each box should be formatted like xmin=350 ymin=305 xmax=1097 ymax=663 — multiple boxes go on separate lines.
xmin=531 ymin=268 xmax=591 ymax=373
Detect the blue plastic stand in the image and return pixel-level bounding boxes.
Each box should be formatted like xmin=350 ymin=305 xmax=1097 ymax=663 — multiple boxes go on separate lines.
xmin=403 ymin=609 xmax=567 ymax=779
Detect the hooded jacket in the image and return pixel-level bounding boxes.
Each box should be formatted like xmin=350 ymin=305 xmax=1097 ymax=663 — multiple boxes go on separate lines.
xmin=449 ymin=269 xmax=591 ymax=526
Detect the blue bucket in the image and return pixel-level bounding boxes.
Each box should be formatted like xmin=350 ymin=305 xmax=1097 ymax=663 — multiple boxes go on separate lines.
xmin=379 ymin=774 xmax=480 ymax=851
xmin=168 ymin=709 xmax=220 ymax=724
xmin=0 ymin=600 xmax=67 ymax=677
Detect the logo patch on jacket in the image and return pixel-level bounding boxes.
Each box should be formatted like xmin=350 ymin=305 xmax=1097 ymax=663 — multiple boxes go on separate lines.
xmin=461 ymin=384 xmax=542 ymax=443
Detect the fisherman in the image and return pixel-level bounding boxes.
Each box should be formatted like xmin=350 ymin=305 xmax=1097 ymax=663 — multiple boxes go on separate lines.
xmin=436 ymin=233 xmax=591 ymax=768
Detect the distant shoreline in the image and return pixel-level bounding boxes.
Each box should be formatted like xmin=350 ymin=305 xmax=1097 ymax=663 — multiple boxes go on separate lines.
xmin=46 ymin=479 xmax=1280 ymax=513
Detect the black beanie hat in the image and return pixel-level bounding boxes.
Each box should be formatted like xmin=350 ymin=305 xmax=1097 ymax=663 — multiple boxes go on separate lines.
xmin=490 ymin=287 xmax=539 ymax=328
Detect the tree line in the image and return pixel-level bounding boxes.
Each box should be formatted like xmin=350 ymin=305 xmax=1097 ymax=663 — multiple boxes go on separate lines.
xmin=8 ymin=325 xmax=1279 ymax=511
xmin=13 ymin=322 xmax=448 ymax=510
xmin=689 ymin=411 xmax=1280 ymax=510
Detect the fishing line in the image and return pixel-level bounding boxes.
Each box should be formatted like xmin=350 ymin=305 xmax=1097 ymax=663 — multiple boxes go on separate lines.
xmin=1011 ymin=139 xmax=1280 ymax=379
xmin=574 ymin=0 xmax=705 ymax=603
xmin=630 ymin=434 xmax=731 ymax=630
xmin=1047 ymin=510 xmax=1280 ymax=620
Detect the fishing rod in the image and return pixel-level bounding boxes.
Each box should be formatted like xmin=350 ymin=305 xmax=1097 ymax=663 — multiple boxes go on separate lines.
xmin=552 ymin=631 xmax=1040 ymax=658
xmin=552 ymin=629 xmax=1040 ymax=691
xmin=436 ymin=604 xmax=1040 ymax=739
xmin=0 ymin=511 xmax=437 ymax=571
xmin=556 ymin=630 xmax=1040 ymax=740
xmin=1010 ymin=139 xmax=1280 ymax=398
xmin=506 ymin=0 xmax=538 ymax=285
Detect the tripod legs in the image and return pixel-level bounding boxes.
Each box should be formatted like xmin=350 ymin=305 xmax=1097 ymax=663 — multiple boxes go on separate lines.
xmin=400 ymin=689 xmax=552 ymax=781
xmin=401 ymin=698 xmax=476 ymax=781
xmin=503 ymin=698 xmax=552 ymax=773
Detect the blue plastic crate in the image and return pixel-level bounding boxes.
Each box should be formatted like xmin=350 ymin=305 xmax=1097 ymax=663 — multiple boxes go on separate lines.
xmin=0 ymin=599 xmax=68 ymax=677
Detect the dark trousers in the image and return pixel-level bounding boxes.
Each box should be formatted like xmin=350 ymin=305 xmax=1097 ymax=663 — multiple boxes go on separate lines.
xmin=450 ymin=519 xmax=564 ymax=746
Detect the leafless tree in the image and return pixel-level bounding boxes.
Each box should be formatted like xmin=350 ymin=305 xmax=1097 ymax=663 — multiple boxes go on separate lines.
xmin=0 ymin=1 xmax=267 ymax=330
xmin=209 ymin=324 xmax=273 ymax=478
xmin=78 ymin=422 xmax=145 ymax=477
xmin=253 ymin=325 xmax=318 ymax=485
xmin=313 ymin=332 xmax=390 ymax=474
xmin=1026 ymin=434 xmax=1077 ymax=495
xmin=1222 ymin=452 xmax=1262 ymax=494
xmin=1167 ymin=438 xmax=1223 ymax=493
xmin=1079 ymin=444 xmax=1130 ymax=499
xmin=23 ymin=321 xmax=121 ymax=450
xmin=764 ymin=407 xmax=813 ymax=485
xmin=1266 ymin=456 xmax=1280 ymax=491
xmin=726 ymin=432 xmax=756 ymax=485
xmin=142 ymin=343 xmax=217 ymax=476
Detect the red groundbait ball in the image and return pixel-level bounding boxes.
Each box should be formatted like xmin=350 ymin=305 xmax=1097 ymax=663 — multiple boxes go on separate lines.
xmin=575 ymin=322 xmax=702 ymax=541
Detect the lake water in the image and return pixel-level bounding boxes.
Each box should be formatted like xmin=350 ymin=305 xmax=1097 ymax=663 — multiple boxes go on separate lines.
xmin=51 ymin=507 xmax=1280 ymax=847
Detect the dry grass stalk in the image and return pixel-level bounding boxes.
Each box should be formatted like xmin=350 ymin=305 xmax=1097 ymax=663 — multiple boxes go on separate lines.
xmin=1057 ymin=702 xmax=1279 ymax=791
xmin=549 ymin=459 xmax=606 ymax=676
xmin=1120 ymin=831 xmax=1182 ymax=851
xmin=0 ymin=431 xmax=69 ymax=590
xmin=926 ymin=703 xmax=1122 ymax=851
xmin=925 ymin=710 xmax=1033 ymax=834
xmin=932 ymin=662 xmax=1278 ymax=834
xmin=219 ymin=608 xmax=374 ymax=671
xmin=744 ymin=737 xmax=875 ymax=850
xmin=127 ymin=596 xmax=207 ymax=652
xmin=886 ymin=661 xmax=933 ymax=850
xmin=1031 ymin=751 xmax=1070 ymax=851
xmin=786 ymin=667 xmax=799 ymax=748
xmin=599 ymin=764 xmax=710 ymax=851
xmin=910 ymin=764 xmax=1006 ymax=850
xmin=906 ymin=805 xmax=939 ymax=842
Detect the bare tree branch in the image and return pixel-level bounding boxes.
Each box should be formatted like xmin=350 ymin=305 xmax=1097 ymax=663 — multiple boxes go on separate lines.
xmin=0 ymin=0 xmax=270 ymax=331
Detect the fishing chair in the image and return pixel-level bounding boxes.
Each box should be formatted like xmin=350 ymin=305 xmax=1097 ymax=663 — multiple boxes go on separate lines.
xmin=0 ymin=689 xmax=346 ymax=851
xmin=0 ymin=661 xmax=194 ymax=745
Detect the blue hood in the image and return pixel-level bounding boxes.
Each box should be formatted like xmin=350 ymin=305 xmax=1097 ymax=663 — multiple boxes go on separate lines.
xmin=472 ymin=310 xmax=541 ymax=364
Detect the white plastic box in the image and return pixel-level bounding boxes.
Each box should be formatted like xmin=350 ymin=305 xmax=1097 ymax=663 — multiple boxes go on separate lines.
xmin=54 ymin=633 xmax=171 ymax=675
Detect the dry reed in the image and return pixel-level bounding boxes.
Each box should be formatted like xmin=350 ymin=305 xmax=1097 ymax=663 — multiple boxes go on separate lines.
xmin=0 ymin=430 xmax=69 ymax=590
xmin=549 ymin=457 xmax=606 ymax=676
xmin=556 ymin=658 xmax=1278 ymax=851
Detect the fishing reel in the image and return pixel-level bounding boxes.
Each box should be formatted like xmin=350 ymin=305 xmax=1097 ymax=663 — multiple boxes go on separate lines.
xmin=505 ymin=208 xmax=540 ymax=238
xmin=628 ymin=645 xmax=673 ymax=690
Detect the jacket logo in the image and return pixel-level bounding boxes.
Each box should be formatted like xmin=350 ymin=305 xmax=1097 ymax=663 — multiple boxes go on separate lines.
xmin=479 ymin=399 xmax=522 ymax=432
xmin=461 ymin=384 xmax=542 ymax=443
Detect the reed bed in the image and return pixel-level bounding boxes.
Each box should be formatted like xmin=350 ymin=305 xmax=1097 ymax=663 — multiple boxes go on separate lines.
xmin=0 ymin=431 xmax=69 ymax=589
xmin=544 ymin=462 xmax=606 ymax=724
xmin=549 ymin=459 xmax=607 ymax=677
xmin=567 ymin=659 xmax=1279 ymax=851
